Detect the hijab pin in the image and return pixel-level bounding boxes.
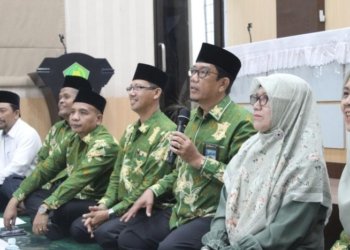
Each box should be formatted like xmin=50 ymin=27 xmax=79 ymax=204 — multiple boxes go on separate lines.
xmin=274 ymin=129 xmax=284 ymax=139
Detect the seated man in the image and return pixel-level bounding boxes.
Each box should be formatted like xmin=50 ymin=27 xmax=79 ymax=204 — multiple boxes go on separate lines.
xmin=37 ymin=75 xmax=92 ymax=162
xmin=118 ymin=43 xmax=256 ymax=249
xmin=3 ymin=89 xmax=119 ymax=241
xmin=70 ymin=63 xmax=176 ymax=249
xmin=24 ymin=75 xmax=92 ymax=217
xmin=0 ymin=90 xmax=42 ymax=211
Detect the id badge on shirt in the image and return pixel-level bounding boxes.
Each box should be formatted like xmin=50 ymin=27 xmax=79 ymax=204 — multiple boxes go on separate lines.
xmin=203 ymin=143 xmax=218 ymax=160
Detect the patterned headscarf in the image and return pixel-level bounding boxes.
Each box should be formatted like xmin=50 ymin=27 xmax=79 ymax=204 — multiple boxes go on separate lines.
xmin=223 ymin=73 xmax=332 ymax=244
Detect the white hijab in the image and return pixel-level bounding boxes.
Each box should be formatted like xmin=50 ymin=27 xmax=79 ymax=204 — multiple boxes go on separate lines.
xmin=224 ymin=73 xmax=332 ymax=244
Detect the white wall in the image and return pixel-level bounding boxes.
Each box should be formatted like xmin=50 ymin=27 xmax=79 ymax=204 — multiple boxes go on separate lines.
xmin=65 ymin=0 xmax=155 ymax=98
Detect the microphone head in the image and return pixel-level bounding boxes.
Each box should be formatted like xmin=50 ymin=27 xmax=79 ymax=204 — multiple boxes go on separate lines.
xmin=247 ymin=23 xmax=252 ymax=30
xmin=59 ymin=34 xmax=65 ymax=43
xmin=177 ymin=108 xmax=190 ymax=124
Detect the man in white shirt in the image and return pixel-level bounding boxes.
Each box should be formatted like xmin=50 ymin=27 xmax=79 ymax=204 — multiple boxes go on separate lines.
xmin=0 ymin=90 xmax=42 ymax=211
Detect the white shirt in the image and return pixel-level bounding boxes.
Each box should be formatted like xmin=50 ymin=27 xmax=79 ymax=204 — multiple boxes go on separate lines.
xmin=0 ymin=118 xmax=42 ymax=184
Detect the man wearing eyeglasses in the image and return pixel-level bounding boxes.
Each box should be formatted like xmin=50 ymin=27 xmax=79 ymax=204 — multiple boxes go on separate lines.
xmin=70 ymin=63 xmax=176 ymax=249
xmin=118 ymin=43 xmax=256 ymax=250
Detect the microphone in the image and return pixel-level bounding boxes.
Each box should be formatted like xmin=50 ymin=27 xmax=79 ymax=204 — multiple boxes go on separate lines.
xmin=247 ymin=23 xmax=253 ymax=43
xmin=58 ymin=34 xmax=67 ymax=54
xmin=166 ymin=108 xmax=190 ymax=166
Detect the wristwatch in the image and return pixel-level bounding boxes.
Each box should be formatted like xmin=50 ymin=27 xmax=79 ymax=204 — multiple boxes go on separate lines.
xmin=108 ymin=208 xmax=114 ymax=218
xmin=38 ymin=204 xmax=50 ymax=215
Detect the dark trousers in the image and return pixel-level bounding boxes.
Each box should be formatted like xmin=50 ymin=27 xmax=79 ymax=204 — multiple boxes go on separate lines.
xmin=71 ymin=209 xmax=151 ymax=250
xmin=0 ymin=174 xmax=25 ymax=212
xmin=118 ymin=208 xmax=212 ymax=250
xmin=24 ymin=188 xmax=51 ymax=221
xmin=51 ymin=199 xmax=96 ymax=236
xmin=24 ymin=188 xmax=95 ymax=238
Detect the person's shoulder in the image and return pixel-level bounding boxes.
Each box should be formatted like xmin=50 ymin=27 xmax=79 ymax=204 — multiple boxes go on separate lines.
xmin=143 ymin=111 xmax=176 ymax=132
xmin=15 ymin=118 xmax=32 ymax=129
xmin=16 ymin=118 xmax=41 ymax=138
xmin=88 ymin=125 xmax=119 ymax=146
xmin=213 ymin=101 xmax=254 ymax=131
xmin=156 ymin=112 xmax=176 ymax=130
xmin=226 ymin=101 xmax=252 ymax=118
xmin=91 ymin=125 xmax=112 ymax=137
xmin=52 ymin=119 xmax=67 ymax=128
xmin=47 ymin=120 xmax=70 ymax=134
xmin=89 ymin=136 xmax=119 ymax=155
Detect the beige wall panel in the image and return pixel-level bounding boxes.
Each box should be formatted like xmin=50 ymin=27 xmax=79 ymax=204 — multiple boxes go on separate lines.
xmin=0 ymin=0 xmax=64 ymax=47
xmin=226 ymin=0 xmax=276 ymax=46
xmin=324 ymin=148 xmax=346 ymax=163
xmin=102 ymin=97 xmax=138 ymax=140
xmin=0 ymin=49 xmax=63 ymax=76
xmin=20 ymin=98 xmax=51 ymax=141
xmin=325 ymin=0 xmax=350 ymax=29
xmin=0 ymin=0 xmax=65 ymax=77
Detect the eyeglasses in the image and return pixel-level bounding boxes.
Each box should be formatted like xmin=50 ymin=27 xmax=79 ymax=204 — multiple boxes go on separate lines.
xmin=249 ymin=94 xmax=269 ymax=106
xmin=188 ymin=67 xmax=218 ymax=79
xmin=126 ymin=85 xmax=157 ymax=92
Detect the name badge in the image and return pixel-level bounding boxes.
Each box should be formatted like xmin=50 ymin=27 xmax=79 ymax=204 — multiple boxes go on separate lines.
xmin=203 ymin=143 xmax=218 ymax=160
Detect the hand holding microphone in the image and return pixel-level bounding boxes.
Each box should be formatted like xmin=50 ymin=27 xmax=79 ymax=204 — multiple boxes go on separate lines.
xmin=166 ymin=108 xmax=190 ymax=166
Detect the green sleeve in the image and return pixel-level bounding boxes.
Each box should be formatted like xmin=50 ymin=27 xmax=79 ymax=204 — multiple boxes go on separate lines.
xmin=36 ymin=126 xmax=54 ymax=162
xmin=98 ymin=149 xmax=124 ymax=208
xmin=250 ymin=201 xmax=326 ymax=250
xmin=222 ymin=202 xmax=327 ymax=250
xmin=36 ymin=121 xmax=71 ymax=163
xmin=43 ymin=139 xmax=117 ymax=209
xmin=150 ymin=167 xmax=178 ymax=197
xmin=203 ymin=198 xmax=327 ymax=250
xmin=98 ymin=129 xmax=127 ymax=208
xmin=201 ymin=120 xmax=256 ymax=182
xmin=13 ymin=139 xmax=68 ymax=201
xmin=98 ymin=131 xmax=127 ymax=208
xmin=202 ymin=187 xmax=230 ymax=249
xmin=210 ymin=187 xmax=227 ymax=231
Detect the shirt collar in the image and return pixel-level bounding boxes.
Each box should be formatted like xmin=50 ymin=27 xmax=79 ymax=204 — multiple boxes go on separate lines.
xmin=62 ymin=119 xmax=70 ymax=128
xmin=194 ymin=96 xmax=232 ymax=121
xmin=3 ymin=118 xmax=22 ymax=138
xmin=136 ymin=110 xmax=163 ymax=134
xmin=81 ymin=125 xmax=103 ymax=144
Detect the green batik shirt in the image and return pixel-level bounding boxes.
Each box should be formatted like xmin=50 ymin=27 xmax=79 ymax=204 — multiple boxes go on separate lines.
xmin=150 ymin=96 xmax=256 ymax=229
xmin=37 ymin=120 xmax=72 ymax=161
xmin=13 ymin=125 xmax=119 ymax=210
xmin=99 ymin=110 xmax=176 ymax=216
xmin=36 ymin=120 xmax=74 ymax=188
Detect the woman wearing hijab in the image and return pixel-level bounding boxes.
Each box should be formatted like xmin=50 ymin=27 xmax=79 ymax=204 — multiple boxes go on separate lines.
xmin=331 ymin=72 xmax=350 ymax=249
xmin=202 ymin=73 xmax=332 ymax=249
